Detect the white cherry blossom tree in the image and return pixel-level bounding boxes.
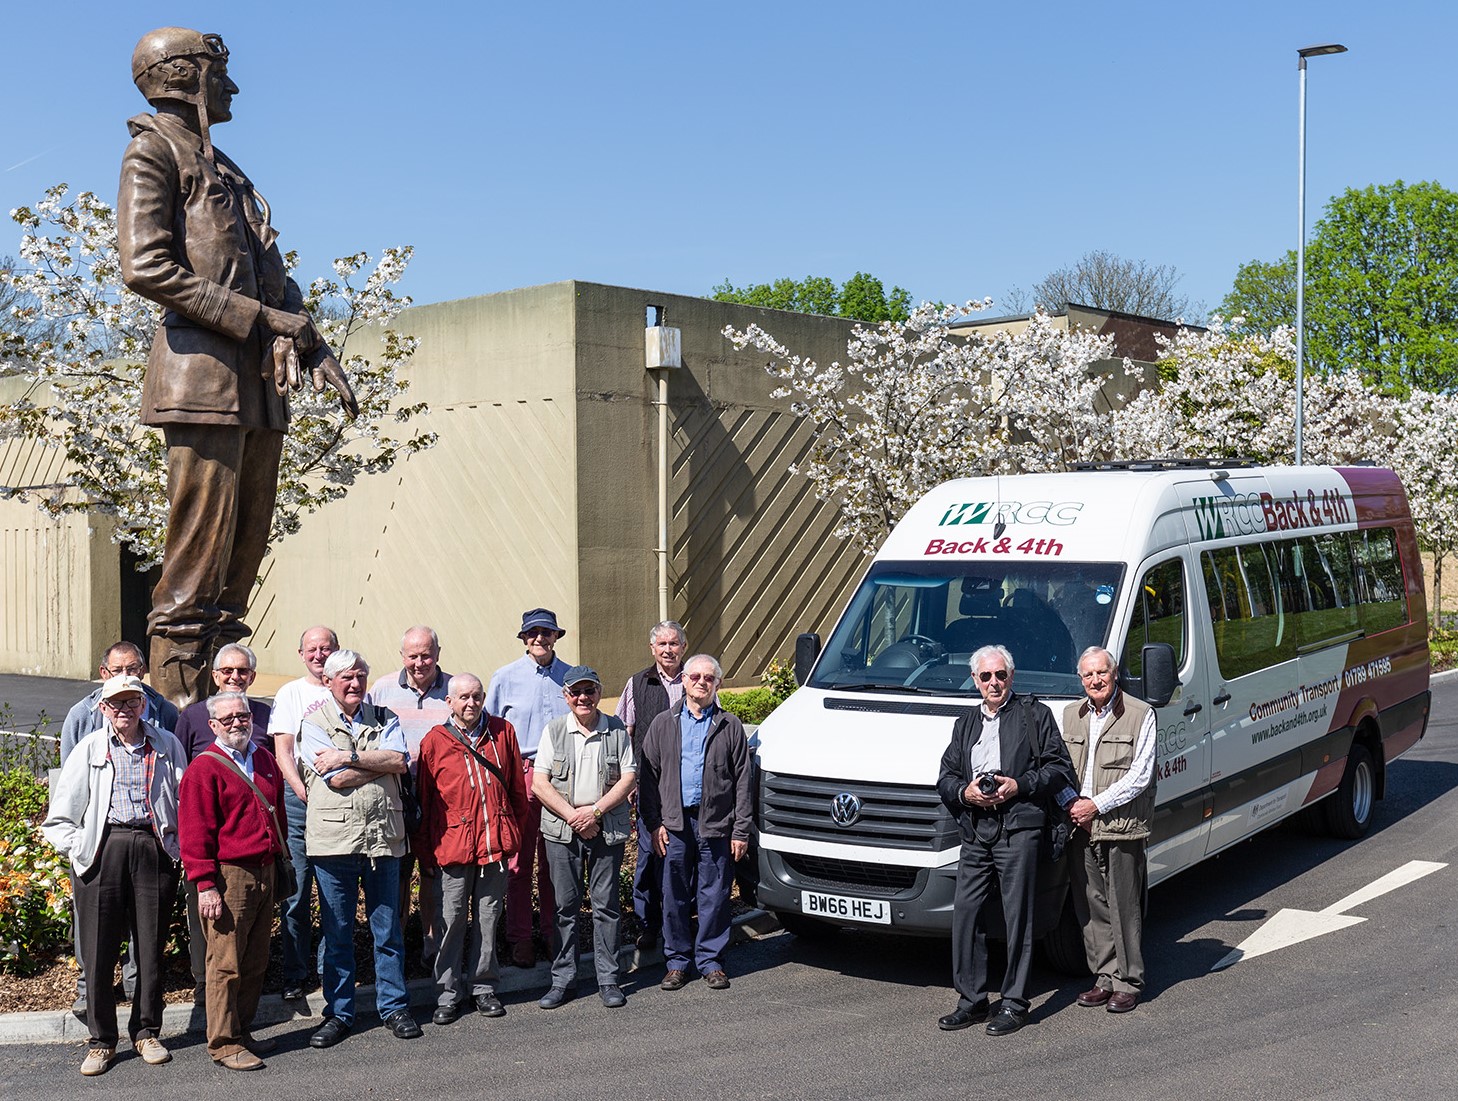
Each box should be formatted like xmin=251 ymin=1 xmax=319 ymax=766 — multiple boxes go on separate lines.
xmin=0 ymin=184 xmax=435 ymax=568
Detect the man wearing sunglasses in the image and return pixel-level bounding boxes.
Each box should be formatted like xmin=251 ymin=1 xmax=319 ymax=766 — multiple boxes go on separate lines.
xmin=486 ymin=608 xmax=572 ymax=967
xmin=170 ymin=643 xmax=273 ymax=1003
xmin=935 ymin=644 xmax=1075 ymax=1037
xmin=531 ymin=666 xmax=636 ymax=1009
xmin=638 ymin=654 xmax=753 ymax=993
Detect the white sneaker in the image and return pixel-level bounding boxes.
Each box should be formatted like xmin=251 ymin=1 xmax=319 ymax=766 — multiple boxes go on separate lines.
xmin=80 ymin=1047 xmax=114 ymax=1076
xmin=134 ymin=1036 xmax=171 ymax=1065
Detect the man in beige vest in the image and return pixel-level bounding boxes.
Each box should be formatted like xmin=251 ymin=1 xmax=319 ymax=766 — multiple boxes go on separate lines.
xmin=299 ymin=650 xmax=421 ymax=1046
xmin=1059 ymin=646 xmax=1157 ymax=1013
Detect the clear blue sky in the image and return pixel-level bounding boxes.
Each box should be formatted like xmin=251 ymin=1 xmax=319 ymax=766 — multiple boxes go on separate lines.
xmin=3 ymin=1 xmax=1454 ymax=318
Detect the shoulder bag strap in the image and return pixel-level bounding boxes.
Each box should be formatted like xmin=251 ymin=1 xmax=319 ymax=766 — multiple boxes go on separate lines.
xmin=447 ymin=725 xmax=511 ymax=788
xmin=204 ymin=750 xmax=285 ymax=854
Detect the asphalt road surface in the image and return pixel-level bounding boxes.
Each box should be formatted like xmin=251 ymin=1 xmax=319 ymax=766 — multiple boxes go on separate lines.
xmin=3 ymin=676 xmax=1455 ymax=1100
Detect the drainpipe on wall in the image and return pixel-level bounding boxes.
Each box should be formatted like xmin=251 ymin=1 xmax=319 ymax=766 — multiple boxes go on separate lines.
xmin=646 ymin=320 xmax=682 ymax=623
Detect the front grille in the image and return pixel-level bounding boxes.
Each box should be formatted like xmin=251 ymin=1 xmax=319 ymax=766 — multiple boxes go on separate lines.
xmin=781 ymin=854 xmax=919 ymax=894
xmin=761 ymin=771 xmax=957 ymax=851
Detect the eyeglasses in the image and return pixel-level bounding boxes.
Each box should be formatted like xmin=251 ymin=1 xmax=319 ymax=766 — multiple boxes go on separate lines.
xmin=975 ymin=669 xmax=1010 ymax=683
xmin=565 ymin=685 xmax=599 ymax=697
xmin=211 ymin=713 xmax=251 ymax=726
xmin=685 ymin=673 xmax=718 ymax=684
xmin=102 ymin=696 xmax=143 ymax=711
xmin=523 ymin=628 xmax=558 ymax=639
xmin=215 ymin=666 xmax=252 ymax=678
xmin=104 ymin=663 xmax=145 ymax=677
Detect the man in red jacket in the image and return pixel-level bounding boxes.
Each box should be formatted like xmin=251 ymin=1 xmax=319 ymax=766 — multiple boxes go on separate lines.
xmin=178 ymin=690 xmax=288 ymax=1070
xmin=414 ymin=674 xmax=529 ymax=1025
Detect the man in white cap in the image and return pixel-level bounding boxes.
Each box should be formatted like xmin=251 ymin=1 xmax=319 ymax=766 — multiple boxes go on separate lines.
xmin=43 ymin=675 xmax=189 ymax=1077
xmin=485 ymin=608 xmax=571 ymax=967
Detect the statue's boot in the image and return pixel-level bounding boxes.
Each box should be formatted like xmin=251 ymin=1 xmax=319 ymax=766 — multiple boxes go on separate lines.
xmin=149 ymin=636 xmax=212 ymax=711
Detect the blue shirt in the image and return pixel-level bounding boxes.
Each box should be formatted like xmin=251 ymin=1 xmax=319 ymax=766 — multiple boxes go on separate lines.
xmin=213 ymin=736 xmax=257 ymax=781
xmin=484 ymin=654 xmax=571 ymax=759
xmin=298 ymin=708 xmax=407 ymax=781
xmin=678 ymin=705 xmax=714 ymax=808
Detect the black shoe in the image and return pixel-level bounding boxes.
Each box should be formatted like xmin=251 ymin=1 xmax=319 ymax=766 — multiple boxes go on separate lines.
xmin=432 ymin=1003 xmax=464 ymax=1026
xmin=282 ymin=984 xmax=306 ymax=1001
xmin=985 ymin=1007 xmax=1028 ymax=1036
xmin=309 ymin=1018 xmax=350 ymax=1049
xmin=599 ymin=984 xmax=626 ymax=1008
xmin=475 ymin=993 xmax=506 ymax=1017
xmin=538 ymin=986 xmax=574 ymax=1010
xmin=937 ymin=1001 xmax=990 ymax=1031
xmin=384 ymin=1010 xmax=422 ymax=1039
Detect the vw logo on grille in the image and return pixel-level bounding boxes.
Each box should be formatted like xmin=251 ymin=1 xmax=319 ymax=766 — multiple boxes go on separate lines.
xmin=830 ymin=792 xmax=863 ymax=828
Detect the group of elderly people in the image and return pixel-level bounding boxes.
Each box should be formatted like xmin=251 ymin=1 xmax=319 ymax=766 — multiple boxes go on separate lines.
xmin=42 ymin=612 xmax=754 ymax=1077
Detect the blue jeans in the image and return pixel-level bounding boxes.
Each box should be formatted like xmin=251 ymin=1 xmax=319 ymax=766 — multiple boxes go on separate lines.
xmin=280 ymin=786 xmax=321 ymax=985
xmin=313 ymin=853 xmax=408 ymax=1025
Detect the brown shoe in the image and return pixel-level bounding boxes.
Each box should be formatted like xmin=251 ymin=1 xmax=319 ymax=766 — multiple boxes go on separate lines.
xmin=511 ymin=941 xmax=536 ymax=968
xmin=215 ymin=1050 xmax=265 ymax=1071
xmin=660 ymin=968 xmax=688 ymax=991
xmin=244 ymin=1033 xmax=277 ymax=1054
xmin=1076 ymin=986 xmax=1113 ymax=1007
xmin=703 ymin=969 xmax=731 ymax=990
xmin=1107 ymin=992 xmax=1139 ymax=1013
xmin=80 ymin=1047 xmax=115 ymax=1077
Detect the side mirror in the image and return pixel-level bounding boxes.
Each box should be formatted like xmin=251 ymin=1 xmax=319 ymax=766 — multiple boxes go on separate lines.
xmin=794 ymin=632 xmax=822 ymax=686
xmin=1138 ymin=643 xmax=1178 ymax=707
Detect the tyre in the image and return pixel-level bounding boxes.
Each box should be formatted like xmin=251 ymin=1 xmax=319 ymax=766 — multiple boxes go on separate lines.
xmin=1038 ymin=895 xmax=1089 ymax=976
xmin=1324 ymin=743 xmax=1376 ymax=840
xmin=775 ymin=912 xmax=842 ymax=941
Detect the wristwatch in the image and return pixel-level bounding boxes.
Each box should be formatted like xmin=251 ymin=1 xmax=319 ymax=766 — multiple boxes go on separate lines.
xmin=592 ymin=804 xmax=603 ymax=822
xmin=350 ymin=748 xmax=360 ymax=766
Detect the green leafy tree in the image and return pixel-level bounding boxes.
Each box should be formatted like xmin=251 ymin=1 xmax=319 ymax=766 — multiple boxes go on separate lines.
xmin=711 ymin=272 xmax=912 ymax=323
xmin=1218 ymin=251 xmax=1296 ymax=334
xmin=1222 ymin=180 xmax=1458 ymax=393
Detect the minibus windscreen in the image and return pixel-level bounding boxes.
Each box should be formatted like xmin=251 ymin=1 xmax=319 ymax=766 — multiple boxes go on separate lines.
xmin=809 ymin=560 xmax=1125 ymax=698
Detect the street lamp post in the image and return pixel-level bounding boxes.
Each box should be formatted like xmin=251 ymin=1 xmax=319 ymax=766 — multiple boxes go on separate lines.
xmin=1295 ymin=42 xmax=1347 ymax=466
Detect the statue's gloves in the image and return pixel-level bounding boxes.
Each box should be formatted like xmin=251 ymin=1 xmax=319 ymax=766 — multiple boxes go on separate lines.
xmin=270 ymin=335 xmax=302 ymax=395
xmin=305 ymin=343 xmax=360 ymax=420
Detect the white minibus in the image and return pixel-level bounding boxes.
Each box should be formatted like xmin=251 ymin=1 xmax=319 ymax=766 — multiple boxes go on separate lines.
xmin=754 ymin=461 xmax=1431 ymax=962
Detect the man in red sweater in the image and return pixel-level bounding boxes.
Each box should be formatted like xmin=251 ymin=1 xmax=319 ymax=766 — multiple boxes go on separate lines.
xmin=414 ymin=674 xmax=529 ymax=1025
xmin=179 ymin=691 xmax=288 ymax=1070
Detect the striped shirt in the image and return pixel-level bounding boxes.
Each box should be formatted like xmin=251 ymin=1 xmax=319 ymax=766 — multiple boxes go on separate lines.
xmin=106 ymin=732 xmax=156 ymax=825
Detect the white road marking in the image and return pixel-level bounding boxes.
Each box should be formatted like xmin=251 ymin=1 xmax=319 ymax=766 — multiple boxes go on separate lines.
xmin=1210 ymin=860 xmax=1447 ymax=971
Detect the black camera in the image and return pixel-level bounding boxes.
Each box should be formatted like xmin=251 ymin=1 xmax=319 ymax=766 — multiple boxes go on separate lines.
xmin=976 ymin=771 xmax=1004 ymax=797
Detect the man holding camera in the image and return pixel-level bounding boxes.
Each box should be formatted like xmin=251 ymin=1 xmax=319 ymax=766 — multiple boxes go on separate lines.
xmin=935 ymin=644 xmax=1075 ymax=1037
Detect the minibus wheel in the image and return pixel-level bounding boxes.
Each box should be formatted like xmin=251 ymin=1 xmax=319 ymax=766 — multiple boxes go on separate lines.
xmin=1325 ymin=743 xmax=1375 ymax=839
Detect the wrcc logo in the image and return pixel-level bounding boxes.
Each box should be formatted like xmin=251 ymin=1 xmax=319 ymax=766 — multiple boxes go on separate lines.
xmin=830 ymin=792 xmax=863 ymax=827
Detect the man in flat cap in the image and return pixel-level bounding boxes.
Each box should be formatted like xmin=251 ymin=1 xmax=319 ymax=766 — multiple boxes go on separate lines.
xmin=531 ymin=666 xmax=637 ymax=1009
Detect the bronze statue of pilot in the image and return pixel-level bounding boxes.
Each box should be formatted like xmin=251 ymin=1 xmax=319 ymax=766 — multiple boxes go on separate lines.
xmin=118 ymin=28 xmax=358 ymax=707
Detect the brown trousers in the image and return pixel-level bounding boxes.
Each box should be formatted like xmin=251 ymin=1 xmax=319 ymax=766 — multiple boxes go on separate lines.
xmin=201 ymin=861 xmax=275 ymax=1058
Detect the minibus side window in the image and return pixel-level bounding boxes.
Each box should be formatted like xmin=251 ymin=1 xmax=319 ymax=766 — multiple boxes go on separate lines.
xmin=1353 ymin=527 xmax=1407 ymax=634
xmin=1203 ymin=544 xmax=1295 ymax=678
xmin=1122 ymin=558 xmax=1186 ymax=677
